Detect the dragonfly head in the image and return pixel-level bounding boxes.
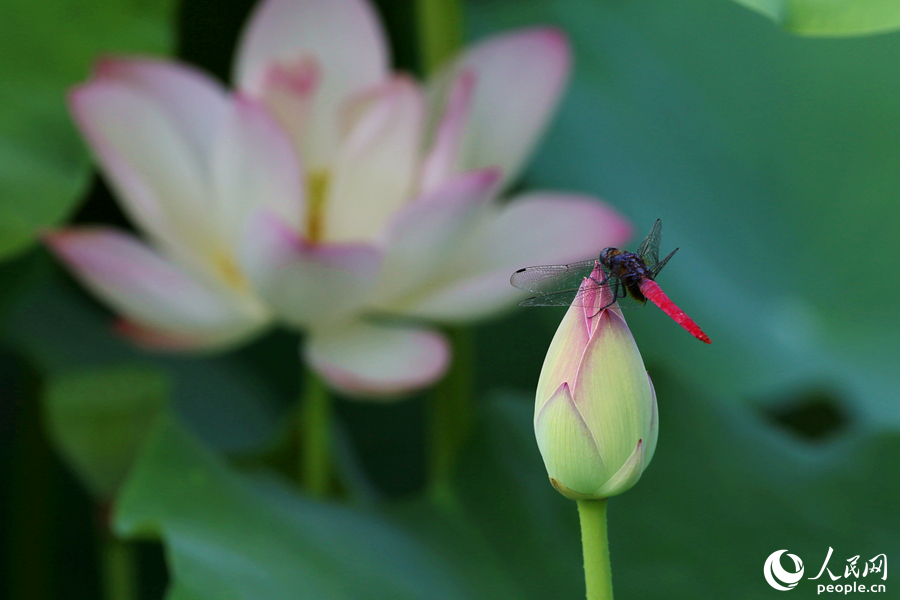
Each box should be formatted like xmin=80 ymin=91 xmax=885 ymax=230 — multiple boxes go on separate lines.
xmin=599 ymin=247 xmax=621 ymax=265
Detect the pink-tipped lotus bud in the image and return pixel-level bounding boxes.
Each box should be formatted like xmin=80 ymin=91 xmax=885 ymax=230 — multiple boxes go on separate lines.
xmin=534 ymin=263 xmax=658 ymax=500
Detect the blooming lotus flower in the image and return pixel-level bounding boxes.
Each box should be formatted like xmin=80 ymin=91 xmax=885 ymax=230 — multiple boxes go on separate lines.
xmin=48 ymin=0 xmax=630 ymax=396
xmin=534 ymin=263 xmax=658 ymax=499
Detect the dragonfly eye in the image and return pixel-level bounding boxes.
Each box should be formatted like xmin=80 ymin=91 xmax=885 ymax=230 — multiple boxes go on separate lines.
xmin=600 ymin=248 xmax=620 ymax=263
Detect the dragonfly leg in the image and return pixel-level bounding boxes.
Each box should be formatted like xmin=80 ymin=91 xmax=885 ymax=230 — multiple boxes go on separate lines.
xmin=586 ymin=271 xmax=610 ymax=317
xmin=588 ymin=269 xmax=609 ymax=287
xmin=589 ymin=281 xmax=621 ymax=318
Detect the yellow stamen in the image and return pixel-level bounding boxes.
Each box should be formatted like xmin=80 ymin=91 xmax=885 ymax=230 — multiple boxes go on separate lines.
xmin=214 ymin=251 xmax=248 ymax=291
xmin=306 ymin=169 xmax=330 ymax=244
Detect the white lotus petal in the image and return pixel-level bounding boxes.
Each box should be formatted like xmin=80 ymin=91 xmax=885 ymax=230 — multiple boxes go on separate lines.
xmin=46 ymin=227 xmax=268 ymax=350
xmin=325 ymin=76 xmax=425 ymax=243
xmin=211 ymin=95 xmax=305 ymax=247
xmin=369 ymin=169 xmax=500 ymax=308
xmin=434 ymin=28 xmax=570 ymax=189
xmin=234 ymin=0 xmax=390 ymax=169
xmin=69 ymin=60 xmax=228 ymax=267
xmin=240 ymin=214 xmax=381 ymax=328
xmin=305 ymin=321 xmax=449 ymax=398
xmin=399 ymin=192 xmax=630 ymax=321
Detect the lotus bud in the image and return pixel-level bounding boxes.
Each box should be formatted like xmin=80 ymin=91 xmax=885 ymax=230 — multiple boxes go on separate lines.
xmin=534 ymin=262 xmax=658 ymax=500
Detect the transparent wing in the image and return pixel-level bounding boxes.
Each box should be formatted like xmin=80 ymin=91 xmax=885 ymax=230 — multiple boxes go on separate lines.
xmin=513 ymin=260 xmax=644 ymax=309
xmin=510 ymin=259 xmax=600 ymax=294
xmin=636 ymin=219 xmax=662 ymax=268
xmin=650 ymin=247 xmax=678 ymax=278
xmin=518 ymin=289 xmax=585 ymax=307
xmin=518 ymin=277 xmax=649 ymax=310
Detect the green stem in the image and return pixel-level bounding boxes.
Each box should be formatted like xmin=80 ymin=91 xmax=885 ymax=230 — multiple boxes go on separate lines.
xmin=415 ymin=0 xmax=464 ymax=75
xmin=427 ymin=327 xmax=474 ymax=507
xmin=101 ymin=529 xmax=136 ymax=600
xmin=577 ymin=499 xmax=614 ymax=600
xmin=299 ymin=370 xmax=332 ymax=496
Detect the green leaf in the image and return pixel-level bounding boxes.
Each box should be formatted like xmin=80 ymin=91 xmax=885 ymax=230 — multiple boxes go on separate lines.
xmin=0 ymin=0 xmax=178 ymax=262
xmin=115 ymin=415 xmax=472 ymax=600
xmin=731 ymin=0 xmax=900 ymax=36
xmin=0 ymin=249 xmax=53 ymax=324
xmin=43 ymin=364 xmax=170 ymax=498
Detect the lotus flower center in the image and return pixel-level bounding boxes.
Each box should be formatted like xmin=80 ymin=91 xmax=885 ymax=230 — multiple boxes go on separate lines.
xmin=306 ymin=169 xmax=329 ymax=244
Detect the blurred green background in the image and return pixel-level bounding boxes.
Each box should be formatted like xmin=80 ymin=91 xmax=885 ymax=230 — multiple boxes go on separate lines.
xmin=1 ymin=0 xmax=898 ymax=599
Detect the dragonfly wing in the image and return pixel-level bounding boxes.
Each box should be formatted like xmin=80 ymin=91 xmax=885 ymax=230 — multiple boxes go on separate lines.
xmin=510 ymin=259 xmax=600 ymax=294
xmin=636 ymin=219 xmax=662 ymax=268
xmin=649 ymin=247 xmax=678 ymax=278
xmin=520 ymin=278 xmax=616 ymax=308
xmin=519 ymin=289 xmax=582 ymax=307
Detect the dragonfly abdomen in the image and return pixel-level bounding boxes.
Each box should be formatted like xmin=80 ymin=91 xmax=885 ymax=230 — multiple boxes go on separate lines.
xmin=638 ymin=279 xmax=711 ymax=344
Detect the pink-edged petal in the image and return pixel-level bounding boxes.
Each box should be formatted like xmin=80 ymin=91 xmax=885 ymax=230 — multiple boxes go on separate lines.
xmin=92 ymin=58 xmax=229 ymax=162
xmin=369 ymin=169 xmax=501 ymax=307
xmin=534 ymin=297 xmax=592 ymax=411
xmin=399 ymin=192 xmax=631 ymax=322
xmin=113 ymin=319 xmax=225 ymax=351
xmin=234 ymin=0 xmax=390 ymax=170
xmin=580 ymin=262 xmax=622 ymax=338
xmin=438 ymin=28 xmax=570 ymax=189
xmin=69 ymin=62 xmax=226 ymax=265
xmin=211 ymin=95 xmax=305 ymax=246
xmin=45 ymin=227 xmax=268 ymax=350
xmin=483 ymin=192 xmax=631 ymax=267
xmin=326 ymin=76 xmax=426 ymax=243
xmin=240 ymin=214 xmax=381 ymax=328
xmin=254 ymin=58 xmax=320 ymax=158
xmin=304 ymin=321 xmax=449 ymax=398
xmin=420 ymin=70 xmax=476 ymax=194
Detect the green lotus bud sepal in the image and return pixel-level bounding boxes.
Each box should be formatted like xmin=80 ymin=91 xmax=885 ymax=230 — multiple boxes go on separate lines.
xmin=534 ymin=262 xmax=658 ymax=500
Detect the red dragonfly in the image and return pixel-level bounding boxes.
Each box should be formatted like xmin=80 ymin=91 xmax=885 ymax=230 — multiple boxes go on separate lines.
xmin=510 ymin=219 xmax=711 ymax=343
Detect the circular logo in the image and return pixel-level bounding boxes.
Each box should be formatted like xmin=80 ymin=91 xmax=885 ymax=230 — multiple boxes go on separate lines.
xmin=764 ymin=550 xmax=805 ymax=591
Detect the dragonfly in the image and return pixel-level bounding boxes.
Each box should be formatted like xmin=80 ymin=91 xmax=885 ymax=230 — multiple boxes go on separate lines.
xmin=510 ymin=219 xmax=711 ymax=344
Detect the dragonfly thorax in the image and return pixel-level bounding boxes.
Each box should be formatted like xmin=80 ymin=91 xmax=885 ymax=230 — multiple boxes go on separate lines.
xmin=599 ymin=249 xmax=652 ymax=287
